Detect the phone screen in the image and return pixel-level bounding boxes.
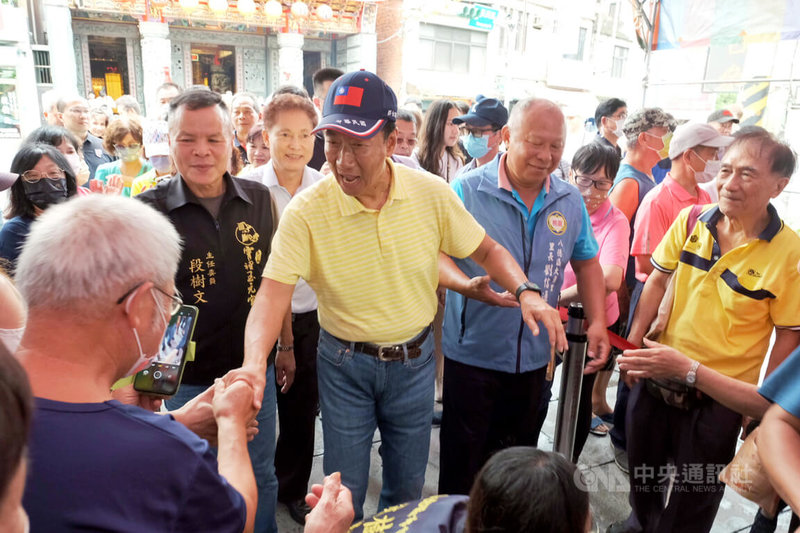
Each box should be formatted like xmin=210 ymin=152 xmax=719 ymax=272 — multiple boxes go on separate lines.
xmin=133 ymin=305 xmax=198 ymax=396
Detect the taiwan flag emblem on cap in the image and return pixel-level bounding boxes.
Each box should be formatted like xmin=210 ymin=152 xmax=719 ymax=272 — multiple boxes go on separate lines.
xmin=314 ymin=70 xmax=398 ymax=139
xmin=334 ymin=86 xmax=364 ymax=107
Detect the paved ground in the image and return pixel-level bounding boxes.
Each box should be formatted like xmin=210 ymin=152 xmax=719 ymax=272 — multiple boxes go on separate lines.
xmin=275 ymin=366 xmax=794 ymax=532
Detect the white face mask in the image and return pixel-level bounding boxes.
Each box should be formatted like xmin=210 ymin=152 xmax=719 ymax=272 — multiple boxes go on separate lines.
xmin=65 ymin=152 xmax=81 ymax=176
xmin=149 ymin=155 xmax=171 ymax=174
xmin=691 ymin=150 xmax=720 ymax=184
xmin=0 ymin=327 xmax=24 ymax=355
xmin=610 ymin=119 xmax=624 ymax=139
xmin=123 ymin=288 xmax=170 ymax=378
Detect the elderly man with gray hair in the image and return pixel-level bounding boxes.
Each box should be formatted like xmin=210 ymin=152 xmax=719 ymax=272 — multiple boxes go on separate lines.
xmin=611 ymin=128 xmax=800 ymax=533
xmin=18 ymin=195 xmax=258 ymax=532
xmin=438 ymin=97 xmax=609 ymax=495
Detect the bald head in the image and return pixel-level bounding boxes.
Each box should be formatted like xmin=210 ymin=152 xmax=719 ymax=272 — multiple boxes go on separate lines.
xmin=508 ymin=98 xmax=565 ymax=140
xmin=503 ymin=98 xmax=566 ymax=190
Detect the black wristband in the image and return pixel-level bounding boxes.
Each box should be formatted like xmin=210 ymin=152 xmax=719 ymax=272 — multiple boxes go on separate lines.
xmin=515 ymin=281 xmax=542 ymax=301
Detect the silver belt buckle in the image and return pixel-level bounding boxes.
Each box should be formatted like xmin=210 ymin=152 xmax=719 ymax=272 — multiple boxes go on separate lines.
xmin=377 ymin=345 xmax=399 ymax=361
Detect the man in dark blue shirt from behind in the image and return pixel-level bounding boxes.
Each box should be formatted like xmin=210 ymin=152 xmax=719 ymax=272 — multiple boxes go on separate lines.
xmin=17 ymin=195 xmax=258 ymax=532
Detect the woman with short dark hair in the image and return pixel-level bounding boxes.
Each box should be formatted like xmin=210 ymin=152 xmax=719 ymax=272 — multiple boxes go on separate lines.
xmin=0 ymin=144 xmax=77 ymax=274
xmin=93 ymin=116 xmax=152 ymax=196
xmin=25 ymin=125 xmax=91 ymax=191
xmin=320 ymin=447 xmax=593 ymax=533
xmin=560 ymin=142 xmax=629 ymax=453
xmin=467 ymin=447 xmax=592 ymax=533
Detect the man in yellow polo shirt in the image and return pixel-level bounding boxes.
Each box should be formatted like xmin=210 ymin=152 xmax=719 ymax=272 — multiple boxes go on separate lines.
xmin=240 ymin=71 xmax=568 ymax=521
xmin=610 ymin=129 xmax=800 ymax=533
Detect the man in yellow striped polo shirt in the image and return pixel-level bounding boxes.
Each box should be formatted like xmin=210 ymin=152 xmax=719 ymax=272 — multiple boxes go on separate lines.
xmin=614 ymin=129 xmax=800 ymax=532
xmin=239 ymin=71 xmax=568 ymax=521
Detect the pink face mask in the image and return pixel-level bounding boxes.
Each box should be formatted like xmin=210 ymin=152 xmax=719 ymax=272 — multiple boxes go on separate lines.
xmin=580 ymin=187 xmax=606 ymax=212
xmin=65 ymin=152 xmax=81 ymax=175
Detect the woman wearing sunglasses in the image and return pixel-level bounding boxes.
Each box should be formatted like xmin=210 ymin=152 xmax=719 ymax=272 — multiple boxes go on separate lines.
xmin=0 ymin=144 xmax=77 ymax=275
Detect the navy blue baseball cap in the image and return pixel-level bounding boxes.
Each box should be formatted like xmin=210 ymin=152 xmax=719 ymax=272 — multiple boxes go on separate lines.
xmin=312 ymin=70 xmax=397 ymax=139
xmin=453 ymin=95 xmax=508 ymax=128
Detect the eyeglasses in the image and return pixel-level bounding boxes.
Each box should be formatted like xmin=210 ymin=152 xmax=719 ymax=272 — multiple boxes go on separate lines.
xmin=645 ymin=131 xmax=673 ymax=144
xmin=115 ymin=144 xmax=142 ymax=152
xmin=466 ymin=127 xmax=498 ymax=138
xmin=67 ymin=107 xmax=90 ymax=116
xmin=575 ymin=175 xmax=613 ymax=191
xmin=21 ymin=169 xmax=66 ymax=183
xmin=117 ymin=282 xmax=183 ymax=316
xmin=611 ymin=112 xmax=628 ymax=121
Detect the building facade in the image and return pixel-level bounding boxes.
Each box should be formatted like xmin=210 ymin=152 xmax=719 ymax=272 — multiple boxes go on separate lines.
xmin=34 ymin=0 xmax=378 ymax=117
xmin=0 ymin=0 xmax=40 ymax=162
xmin=376 ymin=0 xmax=646 ymax=122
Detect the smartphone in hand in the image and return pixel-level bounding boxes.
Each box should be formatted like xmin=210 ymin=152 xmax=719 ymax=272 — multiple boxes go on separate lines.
xmin=134 ymin=305 xmax=199 ymax=396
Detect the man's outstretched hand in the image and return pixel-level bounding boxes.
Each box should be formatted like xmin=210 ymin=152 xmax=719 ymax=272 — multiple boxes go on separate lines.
xmin=304 ymin=472 xmax=354 ymax=533
xmin=463 ymin=275 xmax=520 ymax=308
xmin=519 ymin=291 xmax=568 ymax=352
xmin=220 ymin=366 xmax=267 ymax=411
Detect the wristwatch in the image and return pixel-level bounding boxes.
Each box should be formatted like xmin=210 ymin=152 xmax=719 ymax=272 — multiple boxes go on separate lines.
xmin=515 ymin=281 xmax=542 ymax=302
xmin=685 ymin=360 xmax=700 ymax=385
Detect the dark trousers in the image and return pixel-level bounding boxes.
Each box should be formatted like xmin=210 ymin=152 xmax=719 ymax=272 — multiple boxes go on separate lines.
xmin=275 ymin=310 xmax=320 ymax=502
xmin=623 ymin=380 xmax=742 ymax=532
xmin=438 ymin=357 xmax=546 ymax=495
xmin=611 ymin=279 xmax=645 ymax=451
xmin=750 ymin=504 xmax=800 ymax=533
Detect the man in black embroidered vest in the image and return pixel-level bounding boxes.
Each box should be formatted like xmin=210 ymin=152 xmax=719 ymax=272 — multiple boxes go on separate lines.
xmin=138 ymin=89 xmax=281 ymax=533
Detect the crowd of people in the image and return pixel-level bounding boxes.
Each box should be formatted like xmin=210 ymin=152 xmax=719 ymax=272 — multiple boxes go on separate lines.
xmin=0 ymin=63 xmax=799 ymax=533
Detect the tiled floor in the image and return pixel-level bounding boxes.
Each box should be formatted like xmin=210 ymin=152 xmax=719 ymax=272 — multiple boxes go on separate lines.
xmin=275 ymin=366 xmax=794 ymax=532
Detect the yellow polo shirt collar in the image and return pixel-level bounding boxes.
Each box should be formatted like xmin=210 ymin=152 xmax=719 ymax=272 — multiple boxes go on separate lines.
xmin=651 ymin=203 xmax=800 ymax=384
xmin=335 ymin=158 xmax=410 ymax=216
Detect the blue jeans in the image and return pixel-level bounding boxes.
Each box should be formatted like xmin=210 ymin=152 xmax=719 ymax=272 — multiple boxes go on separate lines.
xmin=165 ymin=365 xmax=278 ymax=533
xmin=317 ymin=328 xmax=435 ymax=521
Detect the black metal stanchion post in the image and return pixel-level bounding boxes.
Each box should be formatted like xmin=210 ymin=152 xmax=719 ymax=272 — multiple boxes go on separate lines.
xmin=553 ymin=302 xmax=587 ymax=458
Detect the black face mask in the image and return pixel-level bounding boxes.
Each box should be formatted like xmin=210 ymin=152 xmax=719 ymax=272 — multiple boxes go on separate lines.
xmin=22 ymin=178 xmax=68 ymax=209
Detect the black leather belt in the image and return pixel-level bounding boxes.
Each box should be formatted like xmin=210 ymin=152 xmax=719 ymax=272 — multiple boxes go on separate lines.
xmin=645 ymin=378 xmax=705 ymax=410
xmin=330 ymin=325 xmax=432 ymax=362
xmin=292 ymin=310 xmax=318 ymax=322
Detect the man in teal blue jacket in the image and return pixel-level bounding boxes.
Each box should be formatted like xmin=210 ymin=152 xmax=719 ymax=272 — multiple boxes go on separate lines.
xmin=439 ymin=98 xmax=610 ymax=495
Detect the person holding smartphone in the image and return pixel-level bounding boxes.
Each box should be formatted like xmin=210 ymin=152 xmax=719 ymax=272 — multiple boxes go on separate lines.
xmin=133 ymin=305 xmax=198 ymax=396
xmin=16 ymin=195 xmax=258 ymax=532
